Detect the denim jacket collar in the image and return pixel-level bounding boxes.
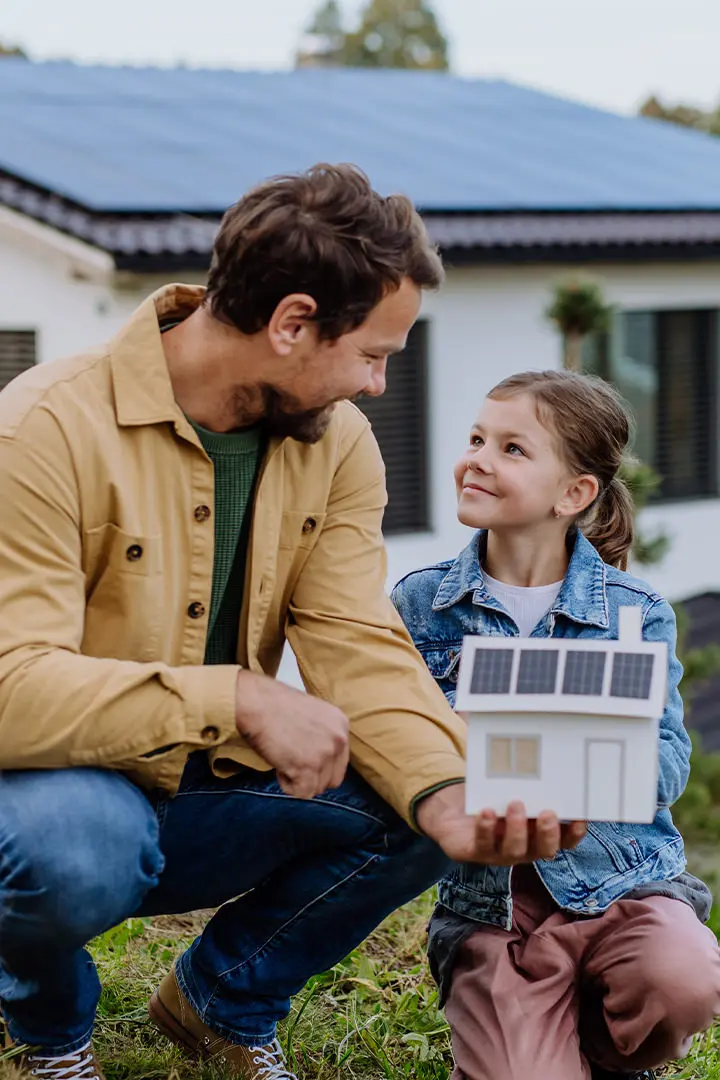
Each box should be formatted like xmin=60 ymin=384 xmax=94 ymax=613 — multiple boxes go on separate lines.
xmin=431 ymin=529 xmax=609 ymax=630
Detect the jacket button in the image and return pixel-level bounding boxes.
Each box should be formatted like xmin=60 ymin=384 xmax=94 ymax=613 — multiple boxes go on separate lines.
xmin=126 ymin=544 xmax=143 ymax=561
xmin=194 ymin=504 xmax=211 ymax=522
xmin=302 ymin=517 xmax=317 ymax=534
xmin=188 ymin=601 xmax=206 ymax=619
xmin=201 ymin=725 xmax=220 ymax=742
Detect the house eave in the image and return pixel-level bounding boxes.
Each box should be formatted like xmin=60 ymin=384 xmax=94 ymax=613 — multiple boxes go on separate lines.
xmin=5 ymin=169 xmax=720 ymax=271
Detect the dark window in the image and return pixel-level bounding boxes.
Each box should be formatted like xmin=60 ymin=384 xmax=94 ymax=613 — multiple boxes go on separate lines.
xmin=583 ymin=310 xmax=718 ymax=502
xmin=470 ymin=648 xmax=514 ymax=694
xmin=356 ymin=320 xmax=430 ymax=534
xmin=516 ymin=650 xmax=559 ymax=694
xmin=0 ymin=330 xmax=36 ymax=391
xmin=610 ymin=652 xmax=654 ymax=699
xmin=562 ymin=651 xmax=606 ymax=696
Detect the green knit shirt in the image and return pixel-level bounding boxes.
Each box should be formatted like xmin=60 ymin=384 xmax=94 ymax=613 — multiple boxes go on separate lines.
xmin=189 ymin=419 xmax=262 ymax=665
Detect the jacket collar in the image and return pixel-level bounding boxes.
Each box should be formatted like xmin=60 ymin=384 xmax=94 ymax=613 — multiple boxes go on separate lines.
xmin=432 ymin=529 xmax=609 ymax=630
xmin=109 ymin=283 xmax=206 ymax=427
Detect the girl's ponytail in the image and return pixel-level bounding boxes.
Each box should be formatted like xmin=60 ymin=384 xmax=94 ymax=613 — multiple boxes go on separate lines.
xmin=581 ymin=474 xmax=634 ymax=571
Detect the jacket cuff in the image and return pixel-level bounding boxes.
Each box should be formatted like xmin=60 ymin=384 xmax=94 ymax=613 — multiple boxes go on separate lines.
xmin=172 ymin=664 xmax=240 ymax=748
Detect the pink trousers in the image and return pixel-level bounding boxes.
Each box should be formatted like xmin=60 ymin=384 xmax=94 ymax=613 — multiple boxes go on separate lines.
xmin=445 ymin=866 xmax=720 ymax=1080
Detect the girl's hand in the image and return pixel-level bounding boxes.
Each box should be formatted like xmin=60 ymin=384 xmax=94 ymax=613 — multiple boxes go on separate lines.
xmin=415 ymin=784 xmax=586 ymax=864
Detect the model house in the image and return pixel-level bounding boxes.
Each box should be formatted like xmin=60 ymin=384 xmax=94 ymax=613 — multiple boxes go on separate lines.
xmin=457 ymin=609 xmax=668 ymax=822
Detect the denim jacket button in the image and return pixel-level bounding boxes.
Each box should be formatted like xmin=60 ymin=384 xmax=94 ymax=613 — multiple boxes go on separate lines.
xmin=585 ymin=898 xmax=599 ymax=909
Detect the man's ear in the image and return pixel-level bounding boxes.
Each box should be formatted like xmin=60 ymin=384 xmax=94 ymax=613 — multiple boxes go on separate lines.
xmin=267 ymin=294 xmax=318 ymax=356
xmin=556 ymin=474 xmax=600 ymax=518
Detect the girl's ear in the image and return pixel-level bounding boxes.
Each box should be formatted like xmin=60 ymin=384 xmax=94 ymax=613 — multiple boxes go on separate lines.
xmin=555 ymin=474 xmax=599 ymax=519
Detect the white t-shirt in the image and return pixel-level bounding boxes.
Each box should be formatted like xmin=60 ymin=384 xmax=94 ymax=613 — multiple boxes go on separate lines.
xmin=481 ymin=568 xmax=563 ymax=638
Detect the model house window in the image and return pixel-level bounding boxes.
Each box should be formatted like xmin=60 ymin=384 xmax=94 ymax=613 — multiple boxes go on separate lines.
xmin=488 ymin=736 xmax=540 ymax=778
xmin=356 ymin=320 xmax=430 ymax=534
xmin=583 ymin=309 xmax=718 ymax=502
xmin=0 ymin=330 xmax=36 ymax=391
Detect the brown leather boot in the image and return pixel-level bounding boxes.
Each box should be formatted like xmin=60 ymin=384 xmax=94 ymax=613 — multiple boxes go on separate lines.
xmin=13 ymin=1043 xmax=106 ymax=1079
xmin=148 ymin=966 xmax=297 ymax=1079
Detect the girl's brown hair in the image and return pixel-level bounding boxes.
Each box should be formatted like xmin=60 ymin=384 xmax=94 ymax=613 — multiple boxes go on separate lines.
xmin=488 ymin=370 xmax=635 ymax=570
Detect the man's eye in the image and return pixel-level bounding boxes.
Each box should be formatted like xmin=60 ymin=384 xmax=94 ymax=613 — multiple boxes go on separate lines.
xmin=469 ymin=436 xmax=482 ymax=446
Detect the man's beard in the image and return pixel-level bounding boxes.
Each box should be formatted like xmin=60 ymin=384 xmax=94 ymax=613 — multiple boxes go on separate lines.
xmin=233 ymin=385 xmax=338 ymax=444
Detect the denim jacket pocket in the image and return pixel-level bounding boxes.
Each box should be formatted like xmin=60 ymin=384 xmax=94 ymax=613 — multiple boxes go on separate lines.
xmin=418 ymin=644 xmax=463 ymax=705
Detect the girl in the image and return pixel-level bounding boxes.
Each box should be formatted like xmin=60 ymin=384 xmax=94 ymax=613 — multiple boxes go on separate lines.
xmin=392 ymin=370 xmax=720 ymax=1080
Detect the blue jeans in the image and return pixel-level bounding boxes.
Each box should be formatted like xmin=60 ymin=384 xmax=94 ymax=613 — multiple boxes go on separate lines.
xmin=0 ymin=754 xmax=449 ymax=1054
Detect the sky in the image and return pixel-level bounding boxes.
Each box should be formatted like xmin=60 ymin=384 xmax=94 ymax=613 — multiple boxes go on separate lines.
xmin=3 ymin=0 xmax=720 ymax=116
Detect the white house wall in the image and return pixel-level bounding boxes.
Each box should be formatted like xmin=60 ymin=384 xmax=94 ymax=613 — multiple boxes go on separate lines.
xmin=1 ymin=225 xmax=719 ymax=608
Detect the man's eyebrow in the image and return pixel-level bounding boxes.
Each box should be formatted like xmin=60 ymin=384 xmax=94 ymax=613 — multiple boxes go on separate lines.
xmin=362 ymin=343 xmax=404 ymax=355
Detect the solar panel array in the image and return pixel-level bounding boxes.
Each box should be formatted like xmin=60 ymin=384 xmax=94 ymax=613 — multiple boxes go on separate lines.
xmin=468 ymin=646 xmax=655 ymax=700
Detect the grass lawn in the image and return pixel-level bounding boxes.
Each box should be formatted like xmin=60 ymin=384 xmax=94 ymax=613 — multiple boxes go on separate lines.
xmin=1 ymin=891 xmax=719 ymax=1080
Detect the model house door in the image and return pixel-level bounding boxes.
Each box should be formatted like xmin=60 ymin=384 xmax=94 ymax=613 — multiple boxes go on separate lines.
xmin=585 ymin=740 xmax=624 ymax=820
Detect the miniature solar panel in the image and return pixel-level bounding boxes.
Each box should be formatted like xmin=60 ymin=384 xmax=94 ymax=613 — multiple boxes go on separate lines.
xmin=470 ymin=648 xmax=514 ymax=694
xmin=610 ymin=652 xmax=654 ymax=699
xmin=562 ymin=651 xmax=607 ymax=696
xmin=516 ymin=650 xmax=559 ymax=694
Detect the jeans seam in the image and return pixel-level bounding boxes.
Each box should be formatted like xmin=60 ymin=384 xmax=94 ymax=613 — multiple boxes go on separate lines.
xmin=168 ymin=789 xmax=388 ymax=829
xmin=174 ymin=964 xmax=276 ymax=1048
xmin=203 ymin=851 xmax=381 ymax=1014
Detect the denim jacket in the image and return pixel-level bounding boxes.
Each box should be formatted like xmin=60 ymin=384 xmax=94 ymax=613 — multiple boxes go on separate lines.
xmin=392 ymin=530 xmax=699 ymax=935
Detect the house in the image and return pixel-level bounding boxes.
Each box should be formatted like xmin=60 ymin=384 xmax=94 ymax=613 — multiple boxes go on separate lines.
xmin=457 ymin=608 xmax=668 ymax=822
xmin=2 ymin=60 xmax=720 ymax=617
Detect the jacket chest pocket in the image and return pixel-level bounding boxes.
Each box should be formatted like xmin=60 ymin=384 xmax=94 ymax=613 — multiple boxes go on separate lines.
xmin=82 ymin=524 xmax=165 ymax=661
xmin=419 ymin=644 xmax=464 ymax=705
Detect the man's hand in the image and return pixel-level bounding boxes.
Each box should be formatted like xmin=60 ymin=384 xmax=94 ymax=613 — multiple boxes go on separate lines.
xmin=415 ymin=783 xmax=586 ymax=864
xmin=235 ymin=670 xmax=349 ymax=799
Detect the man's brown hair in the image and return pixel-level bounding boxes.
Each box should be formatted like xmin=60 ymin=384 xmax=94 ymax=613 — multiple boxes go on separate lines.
xmin=206 ymin=163 xmax=444 ymax=339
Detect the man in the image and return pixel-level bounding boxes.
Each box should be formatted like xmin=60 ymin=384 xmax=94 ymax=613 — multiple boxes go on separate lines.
xmin=0 ymin=164 xmax=581 ymax=1080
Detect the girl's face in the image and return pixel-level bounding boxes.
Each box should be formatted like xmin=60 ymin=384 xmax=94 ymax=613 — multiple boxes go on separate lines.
xmin=454 ymin=394 xmax=575 ymax=531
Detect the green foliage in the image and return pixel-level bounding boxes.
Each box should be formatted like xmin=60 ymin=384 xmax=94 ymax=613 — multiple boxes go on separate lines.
xmin=296 ymin=0 xmax=449 ymax=71
xmin=0 ymin=42 xmax=27 ymax=58
xmin=546 ymin=280 xmax=613 ymax=339
xmin=640 ymin=94 xmax=720 ymax=137
xmin=619 ymin=458 xmax=669 ymax=565
xmin=546 ymin=279 xmax=613 ymax=372
xmin=342 ymin=0 xmax=449 ymax=71
xmin=672 ymin=732 xmax=720 ymax=846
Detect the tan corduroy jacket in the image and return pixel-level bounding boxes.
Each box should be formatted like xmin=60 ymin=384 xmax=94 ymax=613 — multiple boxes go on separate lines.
xmin=0 ymin=284 xmax=466 ymax=824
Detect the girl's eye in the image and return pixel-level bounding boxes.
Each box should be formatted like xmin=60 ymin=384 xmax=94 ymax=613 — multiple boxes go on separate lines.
xmin=469 ymin=435 xmax=483 ymax=447
xmin=507 ymin=443 xmax=525 ymax=456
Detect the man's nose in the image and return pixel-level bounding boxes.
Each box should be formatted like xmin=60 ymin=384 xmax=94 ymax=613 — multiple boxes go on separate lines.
xmin=364 ymin=361 xmax=387 ymax=397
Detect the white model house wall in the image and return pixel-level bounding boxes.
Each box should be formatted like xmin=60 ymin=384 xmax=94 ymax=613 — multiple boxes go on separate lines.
xmin=465 ymin=713 xmax=659 ymax=822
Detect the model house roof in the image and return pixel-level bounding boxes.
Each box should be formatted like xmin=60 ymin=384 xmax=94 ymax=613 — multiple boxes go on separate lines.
xmin=456 ymin=636 xmax=668 ymax=719
xmin=4 ymin=60 xmax=720 ymax=267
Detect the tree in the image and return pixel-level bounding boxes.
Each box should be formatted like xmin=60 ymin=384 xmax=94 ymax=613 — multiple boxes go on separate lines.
xmin=545 ymin=277 xmax=668 ymax=568
xmin=295 ymin=0 xmax=450 ymax=71
xmin=0 ymin=41 xmax=27 ymax=58
xmin=639 ymin=94 xmax=720 ymax=137
xmin=546 ymin=279 xmax=612 ymax=373
xmin=295 ymin=1 xmax=346 ymax=69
